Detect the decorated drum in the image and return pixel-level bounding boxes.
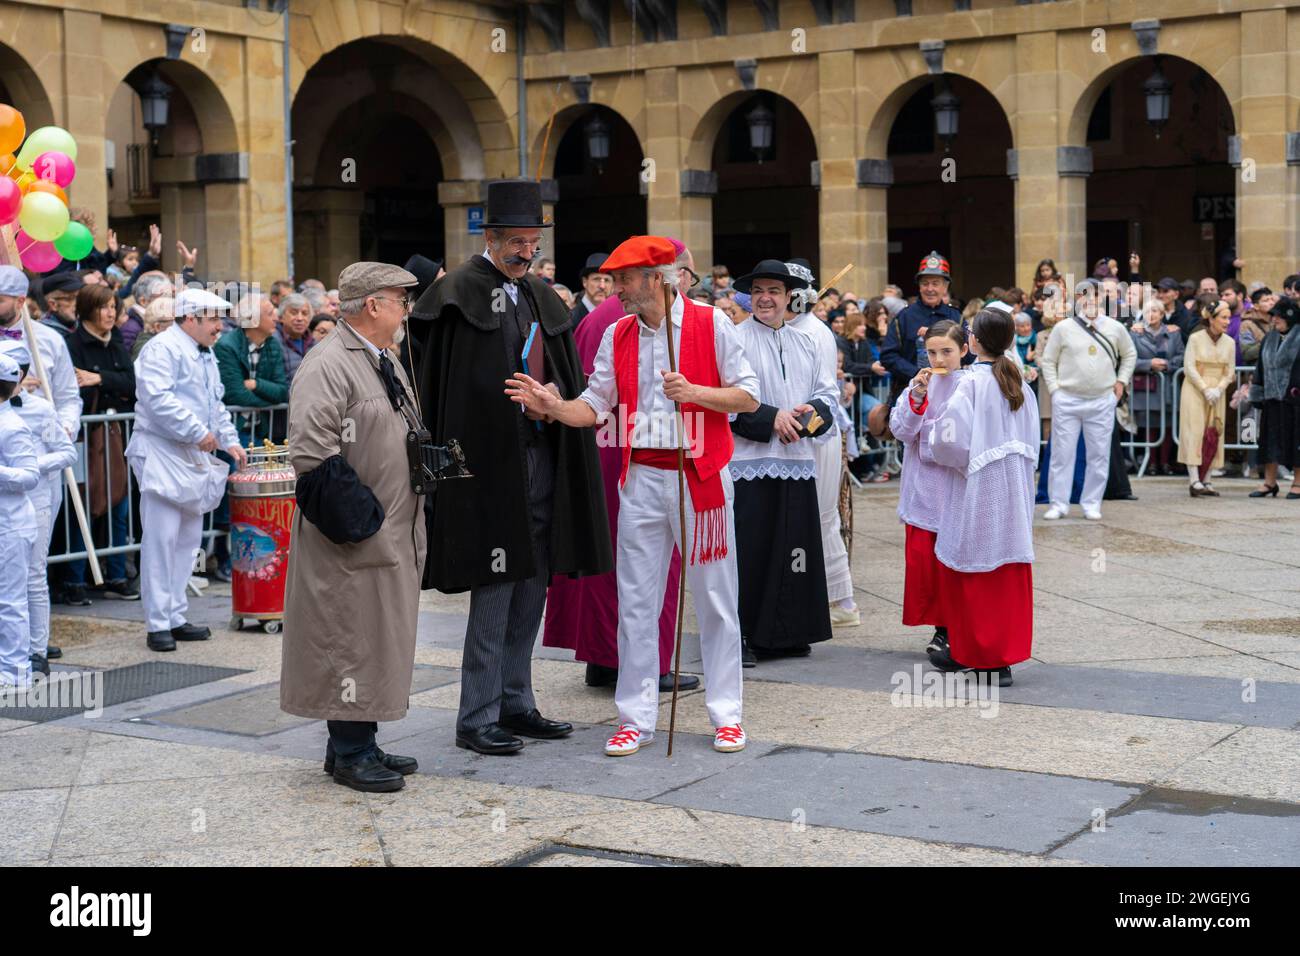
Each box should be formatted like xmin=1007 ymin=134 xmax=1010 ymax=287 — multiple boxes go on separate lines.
xmin=227 ymin=443 xmax=296 ymax=632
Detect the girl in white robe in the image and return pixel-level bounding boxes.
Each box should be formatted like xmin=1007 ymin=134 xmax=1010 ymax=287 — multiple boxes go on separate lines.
xmin=919 ymin=308 xmax=1039 ymax=686
xmin=888 ymin=320 xmax=969 ymax=657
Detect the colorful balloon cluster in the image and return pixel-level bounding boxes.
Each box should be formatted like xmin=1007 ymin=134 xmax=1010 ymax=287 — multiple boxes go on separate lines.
xmin=0 ymin=103 xmax=93 ymax=272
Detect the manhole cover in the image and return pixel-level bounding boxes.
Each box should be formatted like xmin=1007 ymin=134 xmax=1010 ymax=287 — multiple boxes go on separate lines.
xmin=0 ymin=661 xmax=249 ymax=723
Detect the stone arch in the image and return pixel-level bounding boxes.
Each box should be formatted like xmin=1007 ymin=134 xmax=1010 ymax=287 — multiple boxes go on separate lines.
xmin=0 ymin=42 xmax=54 ymax=128
xmin=530 ymin=101 xmax=646 ymax=182
xmin=289 ymin=5 xmax=516 ymax=174
xmin=686 ymin=85 xmax=820 ymax=173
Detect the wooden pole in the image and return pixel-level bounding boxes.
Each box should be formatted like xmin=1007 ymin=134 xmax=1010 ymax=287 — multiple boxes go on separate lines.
xmin=22 ymin=312 xmax=104 ymax=586
xmin=815 ymin=263 xmax=854 ymax=301
xmin=662 ymin=278 xmax=688 ymax=757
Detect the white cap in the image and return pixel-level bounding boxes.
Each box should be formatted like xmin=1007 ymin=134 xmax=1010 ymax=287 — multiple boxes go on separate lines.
xmin=0 ymin=265 xmax=28 ymax=298
xmin=174 ymin=287 xmax=233 ymax=318
xmin=985 ymin=300 xmax=1015 ymax=315
xmin=0 ymin=353 xmax=21 ymax=384
xmin=0 ymin=338 xmax=31 ymax=368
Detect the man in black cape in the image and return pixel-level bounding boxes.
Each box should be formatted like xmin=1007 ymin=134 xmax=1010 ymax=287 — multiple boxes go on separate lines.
xmin=411 ymin=179 xmax=611 ymax=756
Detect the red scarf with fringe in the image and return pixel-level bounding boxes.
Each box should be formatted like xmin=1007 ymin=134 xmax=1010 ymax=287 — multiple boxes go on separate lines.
xmin=615 ymin=297 xmax=733 ymax=564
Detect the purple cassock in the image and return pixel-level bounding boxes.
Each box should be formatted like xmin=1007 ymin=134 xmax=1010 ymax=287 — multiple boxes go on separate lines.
xmin=542 ymin=294 xmax=682 ymax=672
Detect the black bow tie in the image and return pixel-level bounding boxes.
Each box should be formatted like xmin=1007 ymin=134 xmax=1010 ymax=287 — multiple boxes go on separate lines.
xmin=8 ymin=395 xmax=20 ymax=408
xmin=198 ymin=345 xmax=211 ymax=353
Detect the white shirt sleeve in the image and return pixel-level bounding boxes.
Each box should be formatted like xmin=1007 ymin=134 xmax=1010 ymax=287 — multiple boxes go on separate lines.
xmin=45 ymin=332 xmax=83 ymax=438
xmin=36 ymin=404 xmax=77 ymax=476
xmin=578 ymin=322 xmax=618 ymax=416
xmin=713 ymin=311 xmax=760 ymax=401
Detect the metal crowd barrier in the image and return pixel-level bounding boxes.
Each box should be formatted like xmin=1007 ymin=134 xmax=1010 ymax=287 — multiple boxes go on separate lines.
xmin=1117 ymin=365 xmax=1257 ymax=476
xmin=47 ymin=404 xmax=290 ymax=569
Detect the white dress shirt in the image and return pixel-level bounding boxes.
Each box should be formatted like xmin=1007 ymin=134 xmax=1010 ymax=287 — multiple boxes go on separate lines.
xmin=580 ymin=293 xmax=758 ymax=449
xmin=729 ymin=317 xmax=841 ymax=480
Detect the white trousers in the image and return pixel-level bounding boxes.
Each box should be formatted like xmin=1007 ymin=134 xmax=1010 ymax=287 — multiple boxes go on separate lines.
xmin=140 ymin=491 xmax=203 ymax=634
xmin=0 ymin=524 xmax=35 ymax=685
xmin=814 ymin=427 xmax=853 ymax=604
xmin=26 ymin=504 xmax=53 ymax=658
xmin=1049 ymin=390 xmax=1116 ymax=513
xmin=614 ymin=462 xmax=743 ymax=734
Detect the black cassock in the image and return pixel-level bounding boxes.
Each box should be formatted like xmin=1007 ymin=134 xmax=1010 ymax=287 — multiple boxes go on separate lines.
xmin=731 ymin=408 xmax=833 ymax=652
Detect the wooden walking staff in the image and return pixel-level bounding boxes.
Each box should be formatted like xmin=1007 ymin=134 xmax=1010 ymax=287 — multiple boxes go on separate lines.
xmin=661 ymin=278 xmax=688 ymax=756
xmin=0 ymin=223 xmax=104 ymax=585
xmin=816 ymin=263 xmax=854 ymax=301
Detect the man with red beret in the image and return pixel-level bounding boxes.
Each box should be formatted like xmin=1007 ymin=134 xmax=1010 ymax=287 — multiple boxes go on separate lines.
xmin=541 ymin=238 xmax=702 ymax=696
xmin=507 ymin=235 xmax=759 ymax=756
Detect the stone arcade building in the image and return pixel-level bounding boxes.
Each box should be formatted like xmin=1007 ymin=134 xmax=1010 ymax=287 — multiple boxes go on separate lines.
xmin=2 ymin=0 xmax=1297 ymax=298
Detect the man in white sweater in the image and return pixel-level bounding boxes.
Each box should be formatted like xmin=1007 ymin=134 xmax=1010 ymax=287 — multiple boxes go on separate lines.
xmin=1038 ymin=282 xmax=1136 ymax=520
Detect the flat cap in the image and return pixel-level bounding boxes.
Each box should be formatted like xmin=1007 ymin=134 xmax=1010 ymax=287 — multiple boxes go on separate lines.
xmin=0 ymin=265 xmax=28 ymax=298
xmin=41 ymin=272 xmax=83 ymax=294
xmin=174 ymin=287 xmax=233 ymax=317
xmin=337 ymin=262 xmax=418 ymax=302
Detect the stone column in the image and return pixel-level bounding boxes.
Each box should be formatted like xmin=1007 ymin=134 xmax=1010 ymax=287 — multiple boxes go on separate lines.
xmin=438 ymin=179 xmax=484 ymax=271
xmin=1235 ymin=9 xmax=1295 ymax=287
xmin=817 ymin=50 xmax=860 ymax=282
xmin=643 ymin=67 xmax=708 ymax=261
xmin=61 ymin=9 xmax=108 ymax=245
xmin=244 ymin=35 xmax=288 ymax=287
xmin=855 ymin=159 xmax=891 ymax=296
xmin=1010 ymin=30 xmax=1083 ymax=288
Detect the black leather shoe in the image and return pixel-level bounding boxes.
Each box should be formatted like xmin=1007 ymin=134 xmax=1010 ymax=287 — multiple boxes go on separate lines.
xmin=171 ymin=622 xmax=211 ymax=641
xmin=584 ymin=663 xmax=618 ymax=687
xmin=499 ymin=708 xmax=573 ymax=739
xmin=456 ymin=724 xmax=524 ymax=755
xmin=1116 ymin=493 xmax=1139 ymax=501
xmin=925 ymin=628 xmax=948 ymax=655
xmin=658 ymin=672 xmax=700 ymax=692
xmin=46 ymin=645 xmax=61 ymax=659
xmin=927 ymin=643 xmax=967 ymax=672
xmin=147 ymin=630 xmax=177 ymax=652
xmin=323 ymin=743 xmax=418 ymax=777
xmin=741 ymin=640 xmax=757 ymax=668
xmin=332 ymin=754 xmax=404 ymax=793
xmin=29 ymin=654 xmax=49 ymax=676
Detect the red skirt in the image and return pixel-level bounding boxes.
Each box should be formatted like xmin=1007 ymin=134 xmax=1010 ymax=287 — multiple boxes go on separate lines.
xmin=937 ymin=559 xmax=1033 ymax=668
xmin=902 ymin=524 xmax=943 ymax=627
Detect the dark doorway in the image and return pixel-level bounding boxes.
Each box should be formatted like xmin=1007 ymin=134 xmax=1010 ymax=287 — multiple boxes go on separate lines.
xmin=889 ymin=227 xmax=952 ymax=299
xmin=711 ymin=94 xmax=818 ymax=278
xmin=552 ymin=106 xmax=646 ymax=291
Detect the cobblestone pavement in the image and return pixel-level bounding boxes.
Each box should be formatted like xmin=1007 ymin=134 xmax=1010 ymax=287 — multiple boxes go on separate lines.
xmin=4 ymin=478 xmax=1298 ymax=866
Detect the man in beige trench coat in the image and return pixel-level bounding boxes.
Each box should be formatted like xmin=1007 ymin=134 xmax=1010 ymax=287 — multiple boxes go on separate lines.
xmin=280 ymin=262 xmax=428 ymax=793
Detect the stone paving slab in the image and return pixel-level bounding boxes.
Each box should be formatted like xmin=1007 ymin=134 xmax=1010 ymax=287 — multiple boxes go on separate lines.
xmin=1050 ymin=788 xmax=1300 ymax=866
xmin=740 ymin=645 xmax=1300 ymax=729
xmin=652 ymin=745 xmax=1140 ymax=855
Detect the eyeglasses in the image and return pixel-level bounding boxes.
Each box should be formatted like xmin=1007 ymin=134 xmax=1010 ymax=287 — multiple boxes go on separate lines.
xmin=681 ymin=268 xmax=702 ymax=288
xmin=370 ymin=295 xmax=413 ymax=313
xmin=505 ymin=237 xmax=544 ymax=252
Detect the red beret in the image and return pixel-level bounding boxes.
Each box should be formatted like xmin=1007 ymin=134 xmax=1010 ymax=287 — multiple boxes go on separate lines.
xmin=600 ymin=235 xmax=677 ymax=272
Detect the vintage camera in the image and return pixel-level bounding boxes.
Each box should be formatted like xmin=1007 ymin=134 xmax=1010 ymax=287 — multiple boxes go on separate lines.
xmin=406 ymin=428 xmax=471 ymax=495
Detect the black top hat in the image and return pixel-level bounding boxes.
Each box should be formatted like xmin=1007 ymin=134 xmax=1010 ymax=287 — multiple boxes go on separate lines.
xmin=484 ymin=179 xmax=552 ymax=229
xmin=579 ymin=253 xmax=609 ymax=279
xmin=733 ymin=259 xmax=810 ymax=294
xmin=403 ymin=255 xmax=444 ymax=298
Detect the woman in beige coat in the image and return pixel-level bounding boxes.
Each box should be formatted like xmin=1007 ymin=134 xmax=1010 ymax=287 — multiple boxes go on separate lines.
xmin=279 ymin=263 xmax=427 ymax=793
xmin=1179 ymin=297 xmax=1237 ymax=497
